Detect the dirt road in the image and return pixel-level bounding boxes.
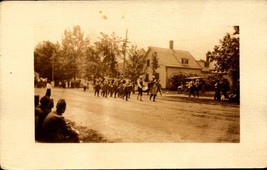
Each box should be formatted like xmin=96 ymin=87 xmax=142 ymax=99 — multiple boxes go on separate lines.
xmin=35 ymin=88 xmax=240 ymax=143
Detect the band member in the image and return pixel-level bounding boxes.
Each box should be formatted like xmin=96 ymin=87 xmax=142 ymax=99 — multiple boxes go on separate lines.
xmin=149 ymin=76 xmax=158 ymax=102
xmin=137 ymin=76 xmax=144 ymax=101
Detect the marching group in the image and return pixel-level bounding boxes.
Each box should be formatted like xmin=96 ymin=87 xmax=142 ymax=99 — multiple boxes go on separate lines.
xmin=92 ymin=75 xmax=162 ymax=102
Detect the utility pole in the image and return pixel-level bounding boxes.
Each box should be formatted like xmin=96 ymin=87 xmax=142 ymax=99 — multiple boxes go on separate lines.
xmin=52 ymin=51 xmax=55 ymax=82
xmin=123 ymin=29 xmax=128 ymax=74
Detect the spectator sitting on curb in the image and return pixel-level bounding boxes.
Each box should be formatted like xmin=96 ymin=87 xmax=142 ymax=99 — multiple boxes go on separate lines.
xmin=35 ymin=94 xmax=54 ymax=141
xmin=42 ymin=99 xmax=80 ymax=143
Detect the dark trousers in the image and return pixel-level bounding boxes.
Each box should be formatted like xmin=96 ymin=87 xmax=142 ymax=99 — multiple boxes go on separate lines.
xmin=150 ymin=94 xmax=156 ymax=101
xmin=214 ymin=90 xmax=221 ymax=100
xmin=95 ymin=90 xmax=100 ymax=97
xmin=138 ymin=87 xmax=143 ymax=96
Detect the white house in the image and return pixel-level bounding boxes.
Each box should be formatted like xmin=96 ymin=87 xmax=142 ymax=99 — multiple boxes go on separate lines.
xmin=144 ymin=41 xmax=214 ymax=89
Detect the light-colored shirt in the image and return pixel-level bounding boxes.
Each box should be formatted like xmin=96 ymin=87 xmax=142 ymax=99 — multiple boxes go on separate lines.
xmin=46 ymin=83 xmax=52 ymax=89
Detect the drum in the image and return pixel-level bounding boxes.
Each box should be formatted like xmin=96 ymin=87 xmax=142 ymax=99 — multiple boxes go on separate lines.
xmin=142 ymin=86 xmax=148 ymax=92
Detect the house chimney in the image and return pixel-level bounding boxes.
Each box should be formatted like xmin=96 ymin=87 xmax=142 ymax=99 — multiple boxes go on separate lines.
xmin=169 ymin=40 xmax=174 ymax=50
xmin=205 ymin=56 xmax=210 ymax=67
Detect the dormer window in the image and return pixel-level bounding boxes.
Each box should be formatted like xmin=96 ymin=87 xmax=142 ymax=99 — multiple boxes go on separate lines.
xmin=181 ymin=58 xmax=189 ymax=64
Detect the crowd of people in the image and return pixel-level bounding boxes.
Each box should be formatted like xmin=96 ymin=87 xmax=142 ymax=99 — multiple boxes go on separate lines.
xmin=213 ymin=78 xmax=231 ymax=101
xmin=187 ymin=79 xmax=202 ymax=98
xmin=182 ymin=77 xmax=239 ymax=103
xmin=35 ymin=89 xmax=80 ymax=143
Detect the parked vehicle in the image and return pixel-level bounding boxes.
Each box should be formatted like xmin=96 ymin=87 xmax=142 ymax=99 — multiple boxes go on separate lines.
xmin=177 ymin=76 xmax=204 ymax=94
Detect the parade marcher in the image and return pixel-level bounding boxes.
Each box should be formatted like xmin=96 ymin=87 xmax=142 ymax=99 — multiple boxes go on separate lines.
xmin=42 ymin=99 xmax=80 ymax=143
xmin=214 ymin=80 xmax=221 ymax=100
xmin=83 ymin=80 xmax=87 ymax=92
xmin=102 ymin=81 xmax=109 ymax=98
xmin=124 ymin=80 xmax=132 ymax=101
xmin=118 ymin=80 xmax=124 ymax=98
xmin=157 ymin=80 xmax=162 ymax=96
xmin=132 ymin=82 xmax=136 ymax=94
xmin=112 ymin=81 xmax=118 ymax=98
xmin=94 ymin=81 xmax=101 ymax=97
xmin=137 ymin=76 xmax=144 ymax=101
xmin=108 ymin=81 xmax=114 ymax=97
xmin=149 ymin=76 xmax=158 ymax=102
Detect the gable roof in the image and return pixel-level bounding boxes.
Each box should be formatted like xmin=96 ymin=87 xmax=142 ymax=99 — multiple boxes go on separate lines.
xmin=137 ymin=48 xmax=146 ymax=56
xmin=146 ymin=46 xmax=202 ymax=69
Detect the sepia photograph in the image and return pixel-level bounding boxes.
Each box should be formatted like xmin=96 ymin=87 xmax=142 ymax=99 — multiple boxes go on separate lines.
xmin=34 ymin=19 xmax=239 ymax=144
xmin=1 ymin=0 xmax=267 ymax=169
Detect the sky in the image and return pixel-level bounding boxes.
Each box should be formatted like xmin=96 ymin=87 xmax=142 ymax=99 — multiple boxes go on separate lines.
xmin=33 ymin=1 xmax=235 ymax=60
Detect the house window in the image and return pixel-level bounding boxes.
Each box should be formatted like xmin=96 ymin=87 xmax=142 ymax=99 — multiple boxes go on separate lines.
xmin=147 ymin=59 xmax=150 ymax=67
xmin=181 ymin=58 xmax=189 ymax=64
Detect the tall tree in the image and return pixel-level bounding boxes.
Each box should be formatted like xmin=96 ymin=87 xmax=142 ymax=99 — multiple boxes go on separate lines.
xmin=60 ymin=25 xmax=89 ymax=80
xmin=151 ymin=51 xmax=160 ymax=77
xmin=95 ymin=32 xmax=122 ymax=77
xmin=34 ymin=41 xmax=58 ymax=80
xmin=125 ymin=46 xmax=147 ymax=82
xmin=207 ymin=26 xmax=239 ymax=88
xmin=84 ymin=45 xmax=103 ymax=80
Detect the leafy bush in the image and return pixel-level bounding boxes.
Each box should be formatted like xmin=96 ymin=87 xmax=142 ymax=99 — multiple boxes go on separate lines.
xmin=167 ymin=72 xmax=199 ymax=90
xmin=168 ymin=72 xmax=222 ymax=91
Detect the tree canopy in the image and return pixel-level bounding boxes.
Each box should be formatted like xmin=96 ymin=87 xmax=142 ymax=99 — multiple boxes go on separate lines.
xmin=124 ymin=46 xmax=147 ymax=82
xmin=34 ymin=25 xmax=146 ymax=82
xmin=34 ymin=41 xmax=58 ymax=80
xmin=206 ymin=26 xmax=239 ymax=87
xmin=60 ymin=25 xmax=90 ymax=80
xmin=94 ymin=32 xmax=123 ymax=77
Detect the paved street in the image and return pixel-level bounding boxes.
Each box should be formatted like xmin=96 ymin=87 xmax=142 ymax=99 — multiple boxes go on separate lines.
xmin=35 ymin=87 xmax=240 ymax=143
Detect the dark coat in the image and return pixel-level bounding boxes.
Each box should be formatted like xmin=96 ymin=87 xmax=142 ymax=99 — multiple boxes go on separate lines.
xmin=42 ymin=111 xmax=78 ymax=143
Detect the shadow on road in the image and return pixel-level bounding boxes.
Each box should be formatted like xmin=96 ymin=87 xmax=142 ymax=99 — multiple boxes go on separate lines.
xmin=66 ymin=119 xmax=111 ymax=143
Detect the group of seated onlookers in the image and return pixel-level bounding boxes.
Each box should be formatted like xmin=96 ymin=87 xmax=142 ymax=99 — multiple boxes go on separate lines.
xmin=35 ymin=90 xmax=80 ymax=143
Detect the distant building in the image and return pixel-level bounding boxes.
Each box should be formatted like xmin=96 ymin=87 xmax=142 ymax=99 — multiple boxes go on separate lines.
xmin=144 ymin=40 xmax=214 ymax=89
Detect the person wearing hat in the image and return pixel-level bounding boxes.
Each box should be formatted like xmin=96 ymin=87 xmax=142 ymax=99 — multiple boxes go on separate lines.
xmin=46 ymin=80 xmax=52 ymax=97
xmin=194 ymin=79 xmax=200 ymax=97
xmin=214 ymin=79 xmax=221 ymax=100
xmin=137 ymin=75 xmax=144 ymax=101
xmin=188 ymin=79 xmax=196 ymax=98
xmin=35 ymin=94 xmax=54 ymax=141
xmin=42 ymin=99 xmax=80 ymax=143
xmin=149 ymin=76 xmax=158 ymax=102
